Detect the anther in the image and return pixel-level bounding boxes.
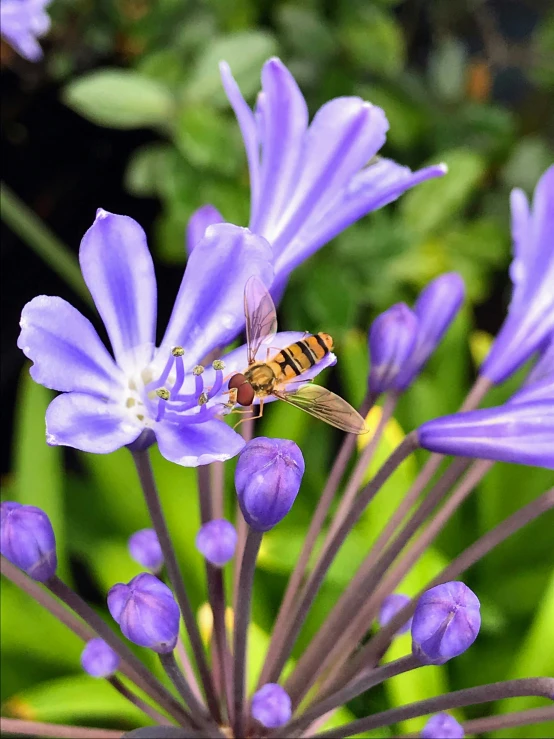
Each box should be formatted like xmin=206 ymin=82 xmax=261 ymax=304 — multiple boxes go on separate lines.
xmin=156 ymin=388 xmax=170 ymax=400
xmin=212 ymin=359 xmax=225 ymax=371
xmin=172 ymin=346 xmax=185 ymax=357
xmin=193 ymin=365 xmax=205 ymax=376
xmin=198 ymin=392 xmax=209 ymax=406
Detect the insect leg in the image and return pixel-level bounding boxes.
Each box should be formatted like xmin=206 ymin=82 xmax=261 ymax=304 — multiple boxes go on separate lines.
xmin=232 ymin=399 xmax=264 ymax=429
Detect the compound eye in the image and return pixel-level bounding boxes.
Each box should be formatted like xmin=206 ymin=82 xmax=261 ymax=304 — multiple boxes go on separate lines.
xmin=237 ymin=383 xmax=255 ymax=407
xmin=228 ymin=373 xmax=247 ymax=390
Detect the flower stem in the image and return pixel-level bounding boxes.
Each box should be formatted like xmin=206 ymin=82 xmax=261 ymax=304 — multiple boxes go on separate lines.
xmin=175 ymin=636 xmax=204 ymax=706
xmin=233 ymin=527 xmax=263 ymax=739
xmin=311 ymin=677 xmax=554 ymax=738
xmin=0 ymin=557 xmax=186 ymax=726
xmin=265 ymin=433 xmax=419 ymax=686
xmin=0 ymin=182 xmax=92 ymax=307
xmin=463 ymin=705 xmax=554 ymax=735
xmin=108 ymin=676 xmax=172 ymax=725
xmin=132 ymin=450 xmax=221 ymax=723
xmin=276 ymin=655 xmax=419 ymax=738
xmin=0 ymin=718 xmax=122 ymax=738
xmin=258 ymin=391 xmax=373 ymax=687
xmin=159 ymin=653 xmax=219 ymax=734
xmin=233 ymin=417 xmax=255 ymax=615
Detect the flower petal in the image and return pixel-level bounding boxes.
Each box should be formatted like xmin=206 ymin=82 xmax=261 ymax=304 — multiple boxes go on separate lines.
xmin=79 ymin=210 xmax=157 ymax=373
xmin=186 ymin=205 xmax=224 ymax=256
xmin=18 ymin=296 xmax=125 ymax=398
xmin=220 ymin=61 xmax=261 ymax=219
xmin=155 ymin=419 xmax=244 ymax=467
xmin=160 ymin=224 xmax=273 ymax=366
xmin=272 ymin=98 xmax=389 ymax=255
xmin=250 ymin=58 xmax=308 ymax=237
xmin=46 ymin=393 xmax=142 ymax=453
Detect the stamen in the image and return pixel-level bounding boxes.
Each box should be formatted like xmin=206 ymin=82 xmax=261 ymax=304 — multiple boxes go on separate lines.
xmin=207 ymin=368 xmax=225 ymax=399
xmin=156 ymin=399 xmax=167 ymax=423
xmin=171 ymin=353 xmax=185 ymax=398
xmin=193 ymin=365 xmax=204 ymax=375
xmin=198 ymin=392 xmax=209 ymax=406
xmin=212 ymin=360 xmax=225 ymax=371
xmin=156 ymin=388 xmax=170 ymax=400
xmin=146 ymin=352 xmax=175 ymax=391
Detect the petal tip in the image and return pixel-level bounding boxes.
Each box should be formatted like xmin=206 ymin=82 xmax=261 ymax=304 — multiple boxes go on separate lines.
xmin=437 ymin=162 xmax=449 ymax=174
xmin=95 ymin=208 xmax=110 ymax=221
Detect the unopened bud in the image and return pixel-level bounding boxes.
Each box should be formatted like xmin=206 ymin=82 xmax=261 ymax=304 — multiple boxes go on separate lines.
xmin=421 ymin=713 xmax=464 ymax=739
xmin=251 ymin=683 xmax=292 ymax=729
xmin=81 ymin=638 xmax=120 ymax=678
xmin=128 ymin=529 xmax=163 ymax=573
xmin=195 ymin=519 xmax=237 ymax=567
xmin=0 ymin=502 xmax=57 ymax=582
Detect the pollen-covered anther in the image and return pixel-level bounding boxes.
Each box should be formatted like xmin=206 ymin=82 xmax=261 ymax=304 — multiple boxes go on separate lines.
xmin=212 ymin=359 xmax=226 ymax=371
xmin=171 ymin=346 xmax=185 ymax=357
xmin=198 ymin=392 xmax=209 ymax=406
xmin=193 ymin=365 xmax=205 ymax=376
xmin=156 ymin=388 xmax=170 ymax=401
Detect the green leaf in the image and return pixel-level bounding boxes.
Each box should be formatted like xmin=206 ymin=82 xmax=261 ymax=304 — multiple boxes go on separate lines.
xmin=357 ymin=84 xmax=426 ymax=150
xmin=13 ymin=367 xmax=67 ymax=579
xmin=276 ymin=6 xmax=336 ymax=61
xmin=184 ymin=31 xmax=278 ymax=106
xmin=124 ymin=143 xmax=173 ymax=198
xmin=174 ymin=105 xmax=242 ymax=174
xmin=339 ymin=6 xmax=405 ymax=77
xmin=428 ymin=37 xmax=467 ymax=102
xmin=63 ymin=70 xmax=174 ymax=129
xmin=400 ymin=149 xmax=487 ymax=235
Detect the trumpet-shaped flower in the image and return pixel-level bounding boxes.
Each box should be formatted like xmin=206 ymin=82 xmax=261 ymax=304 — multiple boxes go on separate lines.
xmin=18 ymin=211 xmax=276 ymax=466
xmin=481 ymin=166 xmax=554 ymax=384
xmin=0 ymin=0 xmax=52 ymax=61
xmin=215 ymin=57 xmax=446 ymax=293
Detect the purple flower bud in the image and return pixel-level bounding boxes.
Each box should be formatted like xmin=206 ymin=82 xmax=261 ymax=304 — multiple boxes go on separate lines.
xmin=128 ymin=529 xmax=164 ymax=573
xmin=421 ymin=713 xmax=464 ymax=739
xmin=418 ymin=401 xmax=554 ymax=470
xmin=235 ymin=438 xmax=305 ymax=532
xmin=395 ymin=273 xmax=465 ymax=391
xmin=368 ymin=304 xmax=418 ymax=395
xmin=251 ymin=683 xmax=292 ymax=729
xmin=379 ymin=593 xmax=412 ymax=635
xmin=195 ymin=519 xmax=237 ymax=566
xmin=0 ymin=502 xmax=57 ymax=582
xmin=186 ymin=205 xmax=224 ymax=255
xmin=411 ymin=582 xmax=481 ymax=665
xmin=107 ymin=573 xmax=180 ymax=654
xmin=81 ymin=638 xmax=120 ymax=678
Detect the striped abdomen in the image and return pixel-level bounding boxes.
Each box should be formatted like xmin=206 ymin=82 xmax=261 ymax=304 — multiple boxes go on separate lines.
xmin=268 ymin=333 xmax=334 ymax=383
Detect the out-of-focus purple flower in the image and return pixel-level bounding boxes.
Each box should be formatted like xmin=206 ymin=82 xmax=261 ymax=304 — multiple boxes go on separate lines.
xmin=81 ymin=638 xmax=120 ymax=678
xmin=107 ymin=573 xmax=180 ymax=654
xmin=235 ymin=438 xmax=304 ymax=532
xmin=195 ymin=519 xmax=237 ymax=566
xmin=0 ymin=502 xmax=56 ymax=582
xmin=394 ymin=273 xmax=465 ymax=391
xmin=421 ymin=713 xmax=464 ymax=739
xmin=411 ymin=582 xmax=481 ymax=666
xmin=251 ymin=683 xmax=292 ymax=729
xmin=368 ymin=304 xmax=418 ymax=395
xmin=527 ymin=333 xmax=554 ymax=386
xmin=186 ymin=205 xmax=223 ymax=255
xmin=0 ymin=0 xmax=52 ymax=62
xmin=217 ymin=57 xmax=446 ymax=293
xmin=18 ymin=210 xmax=276 ymax=467
xmin=481 ymin=166 xmax=554 ymax=384
xmin=418 ymin=401 xmax=554 ymax=469
xmin=378 ymin=593 xmax=412 ymax=635
xmin=128 ymin=529 xmax=163 ymax=573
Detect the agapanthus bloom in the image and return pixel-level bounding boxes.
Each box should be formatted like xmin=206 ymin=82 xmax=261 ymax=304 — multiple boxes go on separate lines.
xmin=0 ymin=0 xmax=52 ymax=61
xmin=211 ymin=57 xmax=446 ymax=294
xmin=481 ymin=166 xmax=554 ymax=384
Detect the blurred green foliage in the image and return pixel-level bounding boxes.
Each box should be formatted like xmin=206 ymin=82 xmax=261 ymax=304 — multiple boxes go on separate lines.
xmin=2 ymin=0 xmax=554 ymax=736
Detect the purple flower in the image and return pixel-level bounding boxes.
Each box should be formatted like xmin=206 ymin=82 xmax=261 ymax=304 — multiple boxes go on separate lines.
xmin=81 ymin=638 xmax=120 ymax=678
xmin=251 ymin=683 xmax=292 ymax=729
xmin=481 ymin=166 xmax=554 ymax=384
xmin=0 ymin=501 xmax=57 ymax=582
xmin=216 ymin=57 xmax=446 ymax=293
xmin=0 ymin=0 xmax=51 ymax=61
xmin=411 ymin=582 xmax=481 ymax=666
xmin=195 ymin=519 xmax=237 ymax=567
xmin=510 ymin=333 xmax=554 ymax=404
xmin=418 ymin=401 xmax=554 ymax=469
xmin=186 ymin=205 xmax=223 ymax=256
xmin=394 ymin=273 xmax=465 ymax=391
xmin=421 ymin=713 xmax=464 ymax=739
xmin=18 ymin=211 xmax=275 ymax=467
xmin=128 ymin=529 xmax=163 ymax=573
xmin=107 ymin=573 xmax=180 ymax=654
xmin=368 ymin=304 xmax=418 ymax=395
xmin=235 ymin=437 xmax=305 ymax=532
xmin=378 ymin=593 xmax=412 ymax=635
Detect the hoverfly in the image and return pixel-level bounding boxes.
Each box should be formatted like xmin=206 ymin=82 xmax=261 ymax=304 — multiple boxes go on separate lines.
xmin=226 ymin=276 xmax=368 ymax=434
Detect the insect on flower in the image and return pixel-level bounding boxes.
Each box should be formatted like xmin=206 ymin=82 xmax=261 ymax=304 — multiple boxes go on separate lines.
xmin=226 ymin=277 xmax=368 ymax=434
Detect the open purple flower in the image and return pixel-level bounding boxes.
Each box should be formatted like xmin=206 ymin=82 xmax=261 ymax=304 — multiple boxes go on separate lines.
xmin=212 ymin=57 xmax=446 ymax=294
xmin=481 ymin=166 xmax=554 ymax=384
xmin=18 ymin=211 xmax=276 ymax=467
xmin=0 ymin=0 xmax=52 ymax=62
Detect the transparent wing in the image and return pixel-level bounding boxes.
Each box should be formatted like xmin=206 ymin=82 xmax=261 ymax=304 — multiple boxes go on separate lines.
xmin=244 ymin=275 xmax=278 ymax=364
xmin=275 ymin=384 xmax=368 ymax=435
